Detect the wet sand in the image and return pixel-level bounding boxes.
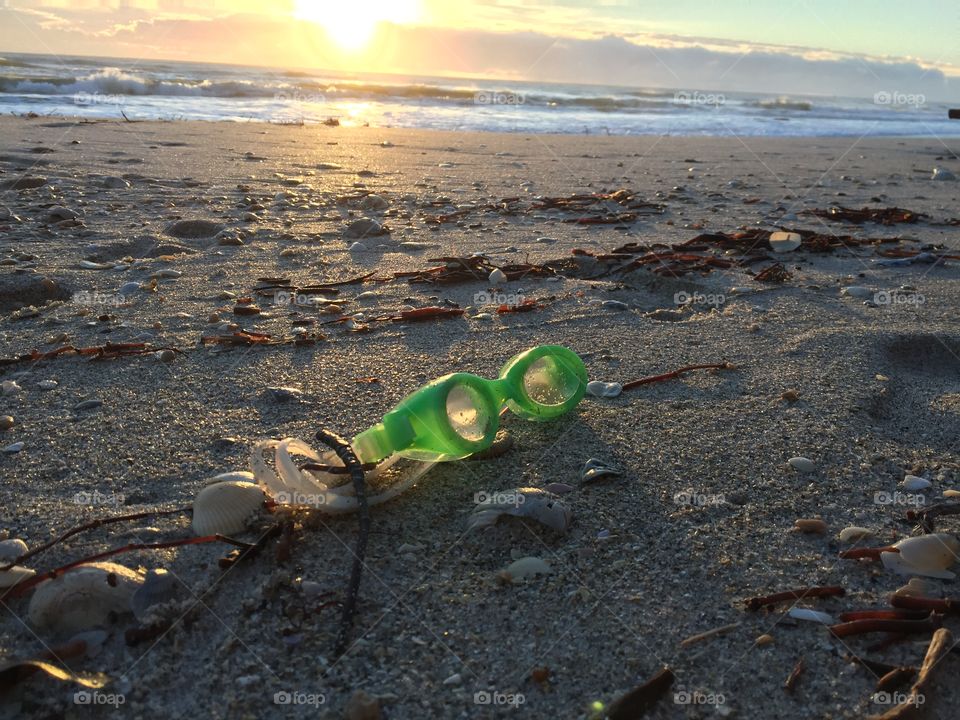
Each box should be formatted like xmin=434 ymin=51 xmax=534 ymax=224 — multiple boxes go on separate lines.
xmin=0 ymin=116 xmax=959 ymax=719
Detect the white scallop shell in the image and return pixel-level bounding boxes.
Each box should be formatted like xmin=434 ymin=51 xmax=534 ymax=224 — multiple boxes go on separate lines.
xmin=28 ymin=562 xmax=144 ymax=634
xmin=894 ymin=534 xmax=959 ymax=573
xmin=192 ymin=480 xmax=266 ymax=536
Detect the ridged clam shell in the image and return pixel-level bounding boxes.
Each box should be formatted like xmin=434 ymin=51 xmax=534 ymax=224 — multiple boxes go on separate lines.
xmin=192 ymin=480 xmax=266 ymax=536
xmin=28 ymin=562 xmax=144 ymax=634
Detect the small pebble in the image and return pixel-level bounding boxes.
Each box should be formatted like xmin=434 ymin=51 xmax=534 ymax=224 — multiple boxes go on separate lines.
xmin=902 ymin=475 xmax=932 ymax=491
xmin=586 ymin=380 xmax=622 ymax=398
xmin=2 ymin=442 xmax=24 ymax=454
xmin=0 ymin=416 xmax=13 ymax=431
xmin=788 ymin=457 xmax=816 ymax=473
xmin=794 ymin=518 xmax=827 ymax=534
xmin=74 ymin=399 xmax=103 ymax=412
xmin=2 ymin=381 xmax=21 ymax=396
xmin=37 ymin=380 xmax=58 ymax=391
xmin=442 ymin=673 xmax=462 ymax=686
xmin=755 ymin=634 xmax=774 ymax=647
xmin=489 ymin=268 xmax=507 ymax=285
xmin=781 ymin=389 xmax=800 ymax=402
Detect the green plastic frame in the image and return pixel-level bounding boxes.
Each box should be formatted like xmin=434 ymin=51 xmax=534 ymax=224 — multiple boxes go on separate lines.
xmin=352 ymin=345 xmax=587 ymax=463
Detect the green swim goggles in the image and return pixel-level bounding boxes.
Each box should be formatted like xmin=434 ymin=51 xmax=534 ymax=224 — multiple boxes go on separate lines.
xmin=353 ymin=345 xmax=588 ymax=463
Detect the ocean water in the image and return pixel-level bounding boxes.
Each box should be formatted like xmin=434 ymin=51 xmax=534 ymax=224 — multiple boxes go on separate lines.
xmin=1 ymin=52 xmax=958 ymax=138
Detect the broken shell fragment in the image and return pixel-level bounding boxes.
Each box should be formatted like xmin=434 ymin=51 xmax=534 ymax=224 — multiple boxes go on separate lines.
xmin=580 ymin=458 xmax=622 ymax=485
xmin=28 ymin=562 xmax=144 ymax=634
xmin=893 ymin=577 xmax=941 ymax=598
xmin=794 ymin=518 xmax=828 ymax=534
xmin=586 ymin=380 xmax=622 ymax=398
xmin=894 ymin=534 xmax=960 ymax=574
xmin=0 ymin=565 xmax=36 ymax=589
xmin=467 ymin=488 xmax=571 ymax=533
xmin=499 ymin=557 xmax=551 ymax=584
xmin=787 ymin=608 xmax=834 ymax=624
xmin=769 ymin=231 xmax=802 ymax=253
xmin=902 ymin=475 xmax=932 ymax=492
xmin=131 ymin=569 xmax=179 ymax=622
xmin=192 ymin=480 xmax=266 ymax=536
xmin=787 ymin=457 xmax=816 ymax=473
xmin=838 ymin=526 xmax=874 ymax=543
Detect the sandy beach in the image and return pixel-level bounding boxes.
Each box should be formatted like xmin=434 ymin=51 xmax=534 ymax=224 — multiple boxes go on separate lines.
xmin=1 ymin=116 xmax=959 ymax=719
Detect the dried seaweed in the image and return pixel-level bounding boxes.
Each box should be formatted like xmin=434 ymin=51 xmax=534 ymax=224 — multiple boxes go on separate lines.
xmin=805 ymin=206 xmax=924 ymax=225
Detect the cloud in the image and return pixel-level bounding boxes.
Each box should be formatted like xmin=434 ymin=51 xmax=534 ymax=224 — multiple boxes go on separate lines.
xmin=0 ymin=6 xmax=957 ymax=101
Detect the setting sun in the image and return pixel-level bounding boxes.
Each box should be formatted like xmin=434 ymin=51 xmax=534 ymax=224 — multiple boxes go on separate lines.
xmin=294 ymin=0 xmax=422 ymax=51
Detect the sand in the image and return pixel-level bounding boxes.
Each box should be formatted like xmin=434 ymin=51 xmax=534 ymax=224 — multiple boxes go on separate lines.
xmin=0 ymin=116 xmax=959 ymax=719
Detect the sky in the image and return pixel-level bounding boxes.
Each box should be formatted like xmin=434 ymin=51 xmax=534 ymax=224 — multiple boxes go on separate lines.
xmin=0 ymin=0 xmax=958 ymax=99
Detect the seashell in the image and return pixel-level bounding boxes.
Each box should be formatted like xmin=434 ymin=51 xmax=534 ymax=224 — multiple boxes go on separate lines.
xmin=881 ymin=551 xmax=954 ymax=580
xmin=488 ymin=268 xmax=507 ymax=285
xmin=586 ymin=380 xmax=622 ymax=398
xmin=28 ymin=562 xmax=144 ymax=634
xmin=841 ymin=286 xmax=873 ymax=299
xmin=204 ymin=471 xmax=256 ymax=486
xmin=37 ymin=380 xmax=58 ymax=391
xmin=893 ymin=577 xmax=941 ymax=598
xmin=902 ymin=475 xmax=932 ymax=491
xmin=0 ymin=538 xmax=28 ymax=562
xmin=152 ymin=269 xmax=182 ymax=279
xmin=794 ymin=518 xmax=827 ymax=534
xmin=499 ymin=557 xmax=551 ymax=583
xmin=344 ymin=218 xmax=388 ymax=239
xmin=787 ymin=608 xmax=834 ymax=624
xmin=192 ymin=480 xmax=266 ymax=536
xmin=893 ymin=534 xmax=959 ymax=575
xmin=0 ymin=415 xmax=13 ymax=431
xmin=931 ymin=167 xmax=956 ymax=181
xmin=944 ymin=489 xmax=960 ymax=498
xmin=131 ymin=569 xmax=179 ymax=622
xmin=769 ymin=231 xmax=802 ymax=253
xmin=602 ymin=300 xmax=629 ymax=311
xmin=755 ymin=633 xmax=774 ymax=646
xmin=348 ymin=242 xmax=368 ymax=252
xmin=2 ymin=380 xmax=21 ymax=395
xmin=79 ymin=260 xmax=113 ymax=269
xmin=468 ymin=488 xmax=571 ymax=533
xmin=2 ymin=442 xmax=24 ymax=454
xmin=545 ymin=482 xmax=574 ymax=495
xmin=0 ymin=565 xmax=36 ymax=588
xmin=838 ymin=526 xmax=874 ymax=543
xmin=317 ymin=162 xmax=342 ymax=170
xmin=580 ymin=458 xmax=622 ymax=484
xmin=118 ymin=281 xmax=141 ymax=296
xmin=266 ymin=386 xmax=303 ymax=402
xmin=360 ymin=194 xmax=389 ymax=212
xmin=788 ymin=456 xmax=816 ymax=473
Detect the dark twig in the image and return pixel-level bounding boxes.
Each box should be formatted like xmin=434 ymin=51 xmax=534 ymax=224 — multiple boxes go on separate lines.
xmin=6 ymin=534 xmax=255 ymax=599
xmin=784 ymin=657 xmax=805 ymax=692
xmin=622 ymin=362 xmax=736 ymax=391
xmin=0 ymin=506 xmax=191 ymax=573
xmin=606 ymin=666 xmax=675 ymax=720
xmin=744 ymin=585 xmax=845 ymax=610
xmin=890 ymin=594 xmax=960 ymax=615
xmin=828 ymin=614 xmax=943 ymax=638
xmin=869 ymin=628 xmax=952 ymax=720
xmin=315 ymin=429 xmax=369 ymax=658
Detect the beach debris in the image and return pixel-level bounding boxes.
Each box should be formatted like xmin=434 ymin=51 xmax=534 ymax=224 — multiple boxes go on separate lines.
xmin=191 ymin=480 xmax=266 ymax=536
xmin=344 ymin=218 xmax=389 ymax=239
xmin=544 ymin=482 xmax=574 ymax=495
xmin=784 ymin=657 xmax=805 ymax=693
xmin=467 ymin=488 xmax=571 ymax=533
xmin=604 ymin=666 xmax=675 ymax=720
xmin=753 ymin=262 xmax=792 ymax=282
xmin=0 ymin=342 xmax=183 ymax=368
xmin=488 ymin=268 xmax=507 ymax=285
xmin=0 ymin=565 xmax=35 ymax=589
xmin=622 ymin=362 xmax=734 ymax=391
xmin=37 ymin=380 xmax=57 ymax=391
xmin=679 ymin=621 xmax=740 ymax=648
xmin=0 ymin=415 xmax=13 ymax=431
xmin=0 ymin=637 xmax=108 ymax=693
xmin=756 ymin=634 xmax=774 ymax=647
xmin=931 ymin=167 xmax=956 ymax=181
xmin=2 ymin=380 xmax=21 ymax=395
xmin=498 ymin=556 xmax=552 ymax=583
xmin=869 ymin=629 xmax=952 ymax=720
xmin=892 ymin=577 xmax=940 ymax=599
xmin=360 ymin=194 xmax=389 ymax=212
xmin=166 ymin=219 xmax=224 ymax=240
xmin=769 ymin=231 xmax=802 ymax=253
xmin=794 ymin=518 xmax=828 ymax=534
xmin=744 ymin=585 xmax=845 ymax=610
xmin=829 ymin=614 xmax=943 ymax=639
xmin=839 ymin=526 xmax=875 ymax=543
xmin=901 ymin=475 xmax=931 ymax=492
xmin=787 ymin=608 xmax=834 ymax=624
xmin=880 ymin=534 xmax=960 ymax=579
xmin=28 ymin=562 xmax=144 ymax=634
xmin=2 ymin=442 xmax=24 ymax=454
xmin=131 ymin=569 xmax=179 ymax=621
xmin=266 ymin=386 xmax=303 ymax=402
xmin=781 ymin=389 xmax=800 ymax=402
xmin=586 ymin=380 xmax=622 ymax=398
xmin=841 ymin=286 xmax=874 ymax=299
xmin=806 ymin=206 xmax=923 ymax=225
xmin=580 ymin=458 xmax=622 ymax=485
xmin=345 ymin=689 xmax=382 ymax=720
xmin=788 ymin=456 xmax=816 ymax=473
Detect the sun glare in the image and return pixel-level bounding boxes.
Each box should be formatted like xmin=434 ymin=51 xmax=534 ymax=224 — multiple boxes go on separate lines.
xmin=294 ymin=0 xmax=422 ymax=52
